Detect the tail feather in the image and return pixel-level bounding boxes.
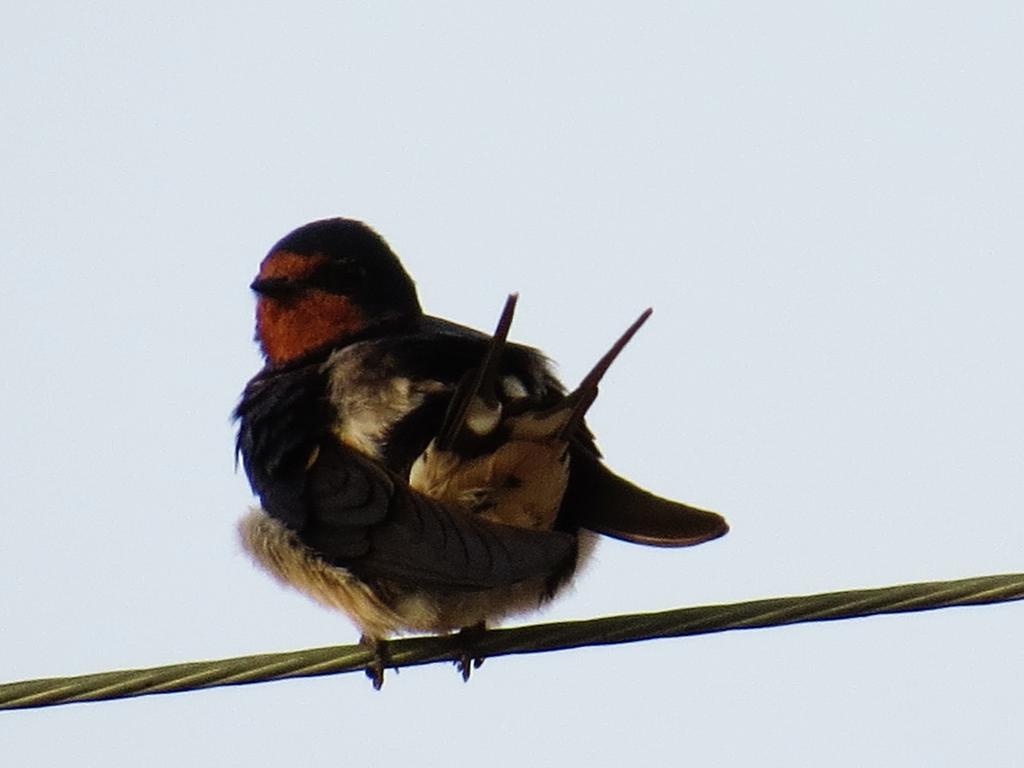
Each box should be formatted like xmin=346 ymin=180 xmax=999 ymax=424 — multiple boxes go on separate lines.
xmin=435 ymin=293 xmax=518 ymax=451
xmin=557 ymin=308 xmax=653 ymax=441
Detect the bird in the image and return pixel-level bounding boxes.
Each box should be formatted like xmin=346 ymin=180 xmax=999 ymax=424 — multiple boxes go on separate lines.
xmin=234 ymin=217 xmax=728 ymax=687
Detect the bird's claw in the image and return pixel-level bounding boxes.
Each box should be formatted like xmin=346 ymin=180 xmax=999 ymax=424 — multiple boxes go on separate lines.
xmin=360 ymin=635 xmax=390 ymax=690
xmin=455 ymin=653 xmax=485 ymax=682
xmin=454 ymin=623 xmax=487 ymax=682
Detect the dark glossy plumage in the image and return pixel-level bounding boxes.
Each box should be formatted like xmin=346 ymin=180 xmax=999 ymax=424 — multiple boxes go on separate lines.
xmin=235 ymin=217 xmax=728 ymax=653
xmin=235 ymin=320 xmax=580 ymax=590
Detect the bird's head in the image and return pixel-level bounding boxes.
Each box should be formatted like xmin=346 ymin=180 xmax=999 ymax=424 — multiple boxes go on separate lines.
xmin=251 ymin=218 xmax=422 ymax=365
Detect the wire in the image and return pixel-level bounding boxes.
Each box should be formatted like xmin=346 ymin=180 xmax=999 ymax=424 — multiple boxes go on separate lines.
xmin=2 ymin=572 xmax=1021 ymax=711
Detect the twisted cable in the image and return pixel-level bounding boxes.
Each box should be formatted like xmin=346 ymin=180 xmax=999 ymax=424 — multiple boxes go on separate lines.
xmin=2 ymin=572 xmax=1022 ymax=711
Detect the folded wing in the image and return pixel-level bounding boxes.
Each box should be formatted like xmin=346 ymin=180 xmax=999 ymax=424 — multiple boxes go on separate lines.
xmin=565 ymin=448 xmax=729 ymax=546
xmin=303 ymin=440 xmax=577 ymax=589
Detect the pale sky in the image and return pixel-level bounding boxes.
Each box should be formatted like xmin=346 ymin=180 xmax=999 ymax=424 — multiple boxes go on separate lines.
xmin=3 ymin=3 xmax=1022 ymax=766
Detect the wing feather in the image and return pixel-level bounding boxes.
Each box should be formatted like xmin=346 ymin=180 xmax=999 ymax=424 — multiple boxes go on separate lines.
xmin=565 ymin=448 xmax=728 ymax=546
xmin=303 ymin=440 xmax=577 ymax=589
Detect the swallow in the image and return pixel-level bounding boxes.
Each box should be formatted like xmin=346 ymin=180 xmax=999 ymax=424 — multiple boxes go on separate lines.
xmin=234 ymin=218 xmax=728 ymax=687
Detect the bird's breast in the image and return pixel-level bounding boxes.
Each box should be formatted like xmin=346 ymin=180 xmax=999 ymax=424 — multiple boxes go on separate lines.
xmin=325 ymin=342 xmax=448 ymax=459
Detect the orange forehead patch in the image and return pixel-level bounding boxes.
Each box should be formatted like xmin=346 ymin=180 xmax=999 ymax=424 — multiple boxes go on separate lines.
xmin=257 ymin=250 xmax=326 ymax=282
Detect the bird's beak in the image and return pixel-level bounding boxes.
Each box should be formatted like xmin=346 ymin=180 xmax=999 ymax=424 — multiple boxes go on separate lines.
xmin=250 ymin=276 xmax=301 ymax=299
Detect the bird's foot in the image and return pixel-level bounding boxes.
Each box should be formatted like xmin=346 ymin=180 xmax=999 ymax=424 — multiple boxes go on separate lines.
xmin=360 ymin=635 xmax=391 ymax=690
xmin=454 ymin=622 xmax=487 ymax=682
